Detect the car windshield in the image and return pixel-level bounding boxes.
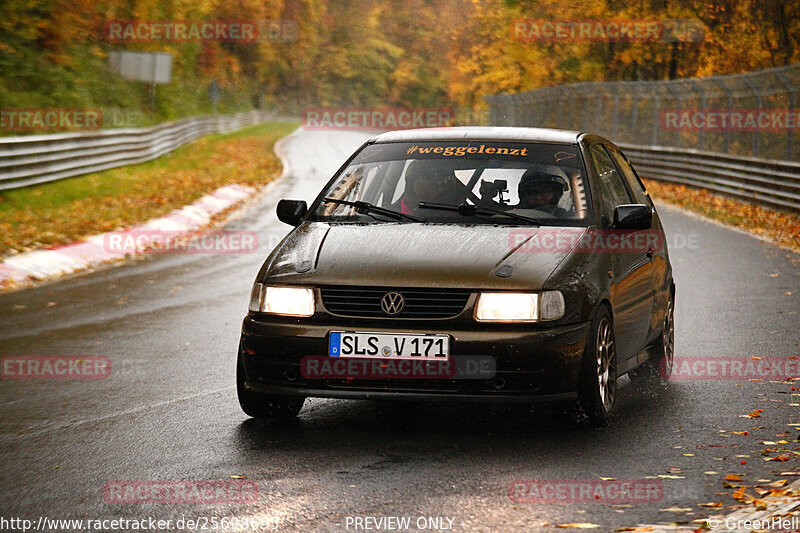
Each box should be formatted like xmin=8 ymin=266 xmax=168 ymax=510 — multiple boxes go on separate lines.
xmin=308 ymin=141 xmax=591 ymax=225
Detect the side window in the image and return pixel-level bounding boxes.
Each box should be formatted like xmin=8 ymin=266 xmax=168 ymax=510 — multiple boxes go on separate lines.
xmin=590 ymin=144 xmax=631 ymax=221
xmin=606 ymin=144 xmax=650 ymax=205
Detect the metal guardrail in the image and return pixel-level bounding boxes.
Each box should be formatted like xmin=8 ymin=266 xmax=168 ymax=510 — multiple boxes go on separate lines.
xmin=618 ymin=144 xmax=800 ymax=212
xmin=0 ymin=110 xmax=276 ymax=190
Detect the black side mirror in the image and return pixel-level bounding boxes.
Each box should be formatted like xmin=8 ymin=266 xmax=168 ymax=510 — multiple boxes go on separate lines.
xmin=277 ymin=199 xmax=307 ymax=226
xmin=613 ymin=204 xmax=652 ymax=230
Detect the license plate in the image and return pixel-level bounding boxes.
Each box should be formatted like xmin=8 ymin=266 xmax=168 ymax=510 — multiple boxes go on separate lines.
xmin=329 ymin=331 xmax=450 ymax=360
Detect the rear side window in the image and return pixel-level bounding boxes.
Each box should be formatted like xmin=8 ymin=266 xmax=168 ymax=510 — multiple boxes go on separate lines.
xmin=590 ymin=144 xmax=631 ymax=221
xmin=606 ymin=144 xmax=650 ymax=205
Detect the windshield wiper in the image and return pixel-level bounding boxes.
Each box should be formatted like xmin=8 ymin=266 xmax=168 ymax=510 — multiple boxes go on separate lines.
xmin=323 ymin=198 xmax=426 ymax=222
xmin=418 ymin=202 xmax=540 ymax=225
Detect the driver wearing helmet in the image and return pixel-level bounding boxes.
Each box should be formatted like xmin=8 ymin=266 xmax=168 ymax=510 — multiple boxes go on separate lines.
xmin=395 ymin=160 xmax=458 ymax=214
xmin=516 ymin=168 xmax=569 ymax=216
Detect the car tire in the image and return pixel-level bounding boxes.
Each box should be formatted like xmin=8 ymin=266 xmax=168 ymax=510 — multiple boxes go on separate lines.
xmin=236 ymin=346 xmax=305 ymax=420
xmin=578 ymin=305 xmax=617 ymax=427
xmin=629 ymin=293 xmax=674 ymax=389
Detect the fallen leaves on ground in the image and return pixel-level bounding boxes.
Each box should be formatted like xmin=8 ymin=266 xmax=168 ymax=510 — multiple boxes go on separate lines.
xmin=643 ymin=179 xmax=800 ymax=252
xmin=731 ymin=487 xmax=749 ymax=501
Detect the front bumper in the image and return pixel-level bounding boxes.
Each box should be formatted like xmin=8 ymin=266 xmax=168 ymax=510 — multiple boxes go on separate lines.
xmin=240 ymin=314 xmax=590 ymax=403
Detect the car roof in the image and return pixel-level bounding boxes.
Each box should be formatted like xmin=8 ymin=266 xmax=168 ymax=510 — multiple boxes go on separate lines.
xmin=370 ymin=126 xmax=583 ymax=144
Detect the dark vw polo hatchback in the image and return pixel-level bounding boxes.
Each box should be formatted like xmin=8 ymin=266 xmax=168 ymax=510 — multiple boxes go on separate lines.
xmin=238 ymin=127 xmax=675 ymax=426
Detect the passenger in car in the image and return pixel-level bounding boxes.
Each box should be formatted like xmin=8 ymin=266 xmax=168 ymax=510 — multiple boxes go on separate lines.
xmin=515 ymin=168 xmax=570 ymax=216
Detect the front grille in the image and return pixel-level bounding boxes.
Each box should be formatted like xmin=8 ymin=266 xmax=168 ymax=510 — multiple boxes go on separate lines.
xmin=319 ymin=286 xmax=471 ymax=319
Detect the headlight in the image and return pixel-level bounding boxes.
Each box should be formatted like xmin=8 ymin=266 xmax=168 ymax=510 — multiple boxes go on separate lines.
xmin=249 ymin=283 xmax=315 ymax=316
xmin=475 ymin=291 xmax=564 ymax=322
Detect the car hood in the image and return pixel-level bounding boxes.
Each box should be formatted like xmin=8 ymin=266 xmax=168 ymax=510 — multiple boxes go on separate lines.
xmin=260 ymin=223 xmax=587 ymax=290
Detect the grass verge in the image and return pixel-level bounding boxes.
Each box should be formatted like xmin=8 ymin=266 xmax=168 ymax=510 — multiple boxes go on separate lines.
xmin=643 ymin=178 xmax=800 ymax=253
xmin=0 ymin=122 xmax=298 ymax=258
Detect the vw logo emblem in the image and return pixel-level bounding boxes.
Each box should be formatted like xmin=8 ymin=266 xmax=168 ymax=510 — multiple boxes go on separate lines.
xmin=380 ymin=292 xmax=405 ymax=315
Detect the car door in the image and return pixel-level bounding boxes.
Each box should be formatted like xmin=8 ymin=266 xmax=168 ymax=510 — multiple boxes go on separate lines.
xmin=588 ymin=143 xmax=655 ymax=364
xmin=606 ymin=143 xmax=667 ymax=344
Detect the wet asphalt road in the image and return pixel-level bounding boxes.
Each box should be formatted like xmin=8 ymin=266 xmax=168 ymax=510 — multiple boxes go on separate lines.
xmin=1 ymin=128 xmax=798 ymax=532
